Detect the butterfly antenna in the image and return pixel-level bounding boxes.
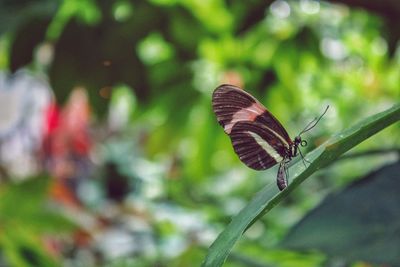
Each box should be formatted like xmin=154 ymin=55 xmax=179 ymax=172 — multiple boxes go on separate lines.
xmin=299 ymin=105 xmax=329 ymax=136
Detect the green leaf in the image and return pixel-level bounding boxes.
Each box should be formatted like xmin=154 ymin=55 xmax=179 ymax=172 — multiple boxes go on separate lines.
xmin=0 ymin=176 xmax=74 ymax=266
xmin=0 ymin=176 xmax=76 ymax=233
xmin=281 ymin=161 xmax=400 ymax=265
xmin=1 ymin=228 xmax=61 ymax=267
xmin=0 ymin=0 xmax=59 ymax=35
xmin=202 ymin=103 xmax=400 ymax=267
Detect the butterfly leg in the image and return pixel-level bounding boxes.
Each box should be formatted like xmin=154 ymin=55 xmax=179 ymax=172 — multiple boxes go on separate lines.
xmin=298 ymin=148 xmax=310 ymax=168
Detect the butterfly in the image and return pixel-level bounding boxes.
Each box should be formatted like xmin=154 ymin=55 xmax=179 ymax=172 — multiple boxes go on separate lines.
xmin=212 ymin=84 xmax=328 ymax=190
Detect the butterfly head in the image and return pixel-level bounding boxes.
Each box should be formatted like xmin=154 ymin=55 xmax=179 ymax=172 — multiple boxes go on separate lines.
xmin=294 ymin=135 xmax=307 ymax=148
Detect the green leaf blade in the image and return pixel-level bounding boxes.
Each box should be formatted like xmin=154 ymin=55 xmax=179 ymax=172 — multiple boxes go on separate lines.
xmin=281 ymin=162 xmax=400 ymax=265
xmin=202 ymin=103 xmax=400 ymax=267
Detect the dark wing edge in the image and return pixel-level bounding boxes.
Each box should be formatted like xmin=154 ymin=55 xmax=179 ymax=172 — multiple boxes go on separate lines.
xmin=212 ymin=84 xmax=292 ymax=145
xmin=212 ymin=84 xmax=258 ymax=133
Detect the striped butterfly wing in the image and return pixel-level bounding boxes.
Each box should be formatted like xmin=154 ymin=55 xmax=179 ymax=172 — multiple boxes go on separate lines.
xmin=212 ymin=84 xmax=293 ymax=170
xmin=229 ymin=121 xmax=287 ymax=170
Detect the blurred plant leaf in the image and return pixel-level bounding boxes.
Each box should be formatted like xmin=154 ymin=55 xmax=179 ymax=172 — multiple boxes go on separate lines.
xmin=0 ymin=0 xmax=59 ymax=35
xmin=280 ymin=161 xmax=400 ymax=265
xmin=9 ymin=18 xmax=51 ymax=72
xmin=202 ymin=103 xmax=400 ymax=267
xmin=2 ymin=0 xmax=59 ymax=72
xmin=1 ymin=229 xmax=60 ymax=267
xmin=0 ymin=176 xmax=75 ymax=267
xmin=0 ymin=176 xmax=75 ymax=233
xmin=48 ymin=1 xmax=201 ymax=117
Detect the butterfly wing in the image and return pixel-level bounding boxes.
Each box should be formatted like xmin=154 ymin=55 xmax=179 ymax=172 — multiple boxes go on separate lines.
xmin=212 ymin=84 xmax=293 ymax=169
xmin=229 ymin=121 xmax=288 ymax=170
xmin=212 ymin=84 xmax=292 ymax=144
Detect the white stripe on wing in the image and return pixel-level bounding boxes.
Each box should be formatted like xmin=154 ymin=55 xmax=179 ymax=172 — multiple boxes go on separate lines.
xmin=225 ymin=102 xmax=290 ymax=149
xmin=248 ymin=131 xmax=283 ymax=162
xmin=224 ymin=102 xmax=262 ymax=134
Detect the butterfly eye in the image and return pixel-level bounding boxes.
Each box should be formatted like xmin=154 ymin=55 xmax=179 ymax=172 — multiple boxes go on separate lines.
xmin=294 ymin=136 xmax=301 ymax=144
xmin=301 ymin=140 xmax=308 ymax=147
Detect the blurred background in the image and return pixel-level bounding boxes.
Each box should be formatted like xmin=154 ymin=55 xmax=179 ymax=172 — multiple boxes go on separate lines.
xmin=0 ymin=0 xmax=399 ymax=266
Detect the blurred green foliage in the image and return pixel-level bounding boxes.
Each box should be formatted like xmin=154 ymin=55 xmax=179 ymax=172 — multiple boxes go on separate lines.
xmin=0 ymin=0 xmax=399 ymax=266
xmin=282 ymin=162 xmax=400 ymax=265
xmin=0 ymin=177 xmax=74 ymax=267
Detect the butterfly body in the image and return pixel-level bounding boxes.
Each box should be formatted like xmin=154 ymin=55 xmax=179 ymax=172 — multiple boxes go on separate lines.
xmin=212 ymin=84 xmax=305 ymax=190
